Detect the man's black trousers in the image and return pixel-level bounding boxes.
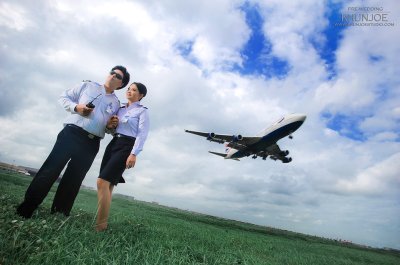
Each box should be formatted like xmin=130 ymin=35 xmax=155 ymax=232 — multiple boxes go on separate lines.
xmin=17 ymin=125 xmax=100 ymax=218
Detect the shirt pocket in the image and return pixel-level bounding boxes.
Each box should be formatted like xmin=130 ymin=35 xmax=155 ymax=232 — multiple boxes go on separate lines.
xmin=125 ymin=109 xmax=142 ymax=126
xmin=81 ymin=87 xmax=102 ymax=106
xmin=105 ymin=97 xmax=120 ymax=114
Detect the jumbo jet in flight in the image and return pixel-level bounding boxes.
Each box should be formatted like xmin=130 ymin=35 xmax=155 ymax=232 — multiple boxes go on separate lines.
xmin=185 ymin=113 xmax=306 ymax=163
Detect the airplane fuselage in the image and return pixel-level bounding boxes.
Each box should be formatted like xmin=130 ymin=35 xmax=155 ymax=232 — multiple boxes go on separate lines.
xmin=225 ymin=114 xmax=306 ymax=159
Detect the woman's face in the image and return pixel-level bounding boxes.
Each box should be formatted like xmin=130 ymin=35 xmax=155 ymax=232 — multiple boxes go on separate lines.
xmin=126 ymin=83 xmax=143 ymax=102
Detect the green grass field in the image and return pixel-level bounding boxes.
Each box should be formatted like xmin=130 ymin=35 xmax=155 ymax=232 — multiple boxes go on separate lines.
xmin=1 ymin=171 xmax=399 ymax=265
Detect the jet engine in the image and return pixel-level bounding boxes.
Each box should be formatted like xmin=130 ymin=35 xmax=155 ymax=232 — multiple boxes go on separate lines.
xmin=232 ymin=135 xmax=243 ymax=142
xmin=207 ymin=132 xmax=216 ymax=141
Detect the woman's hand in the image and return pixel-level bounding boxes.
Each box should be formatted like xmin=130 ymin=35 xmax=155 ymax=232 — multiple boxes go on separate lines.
xmin=126 ymin=154 xmax=136 ymax=169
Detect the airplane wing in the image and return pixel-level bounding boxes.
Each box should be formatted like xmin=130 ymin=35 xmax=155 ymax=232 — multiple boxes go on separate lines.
xmin=256 ymin=143 xmax=292 ymax=163
xmin=184 ymin=129 xmax=261 ymax=149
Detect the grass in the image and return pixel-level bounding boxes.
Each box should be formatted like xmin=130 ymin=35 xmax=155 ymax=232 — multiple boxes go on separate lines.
xmin=1 ymin=171 xmax=399 ymax=264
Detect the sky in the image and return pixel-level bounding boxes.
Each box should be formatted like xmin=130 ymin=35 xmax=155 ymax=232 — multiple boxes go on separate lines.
xmin=0 ymin=0 xmax=399 ymax=249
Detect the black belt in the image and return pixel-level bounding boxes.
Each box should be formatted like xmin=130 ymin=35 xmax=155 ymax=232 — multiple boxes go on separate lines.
xmin=114 ymin=133 xmax=136 ymax=141
xmin=66 ymin=124 xmax=101 ymax=140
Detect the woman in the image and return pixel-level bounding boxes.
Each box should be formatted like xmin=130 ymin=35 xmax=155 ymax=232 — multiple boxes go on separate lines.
xmin=95 ymin=82 xmax=149 ymax=231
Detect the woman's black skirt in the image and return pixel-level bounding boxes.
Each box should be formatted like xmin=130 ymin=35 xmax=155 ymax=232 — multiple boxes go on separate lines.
xmin=99 ymin=135 xmax=136 ymax=186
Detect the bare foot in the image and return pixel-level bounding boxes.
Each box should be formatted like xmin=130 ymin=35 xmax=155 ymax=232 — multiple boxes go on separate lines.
xmin=95 ymin=224 xmax=107 ymax=232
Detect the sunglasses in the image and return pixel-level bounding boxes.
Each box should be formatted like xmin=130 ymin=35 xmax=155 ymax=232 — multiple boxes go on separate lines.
xmin=110 ymin=70 xmax=123 ymax=80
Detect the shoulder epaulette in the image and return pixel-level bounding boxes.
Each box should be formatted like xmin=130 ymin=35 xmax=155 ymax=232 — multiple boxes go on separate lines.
xmin=82 ymin=80 xmax=101 ymax=86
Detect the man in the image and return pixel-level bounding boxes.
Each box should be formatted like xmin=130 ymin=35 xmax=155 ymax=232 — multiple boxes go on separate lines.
xmin=17 ymin=66 xmax=130 ymax=218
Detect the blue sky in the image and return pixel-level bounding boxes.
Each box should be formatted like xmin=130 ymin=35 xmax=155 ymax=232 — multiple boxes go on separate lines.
xmin=0 ymin=0 xmax=399 ymax=249
xmin=237 ymin=2 xmax=290 ymax=78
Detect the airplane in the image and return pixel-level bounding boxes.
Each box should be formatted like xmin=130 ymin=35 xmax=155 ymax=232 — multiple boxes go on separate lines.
xmin=184 ymin=113 xmax=306 ymax=163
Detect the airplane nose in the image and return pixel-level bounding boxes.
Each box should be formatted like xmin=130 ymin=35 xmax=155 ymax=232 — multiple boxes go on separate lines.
xmin=298 ymin=114 xmax=306 ymax=122
xmin=290 ymin=113 xmax=306 ymax=121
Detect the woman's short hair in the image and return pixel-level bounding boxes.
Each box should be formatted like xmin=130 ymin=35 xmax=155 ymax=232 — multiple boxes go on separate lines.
xmin=133 ymin=82 xmax=147 ymax=98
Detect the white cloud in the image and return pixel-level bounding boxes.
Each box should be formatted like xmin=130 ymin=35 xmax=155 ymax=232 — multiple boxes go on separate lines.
xmin=41 ymin=49 xmax=76 ymax=64
xmin=256 ymin=0 xmax=328 ymax=71
xmin=140 ymin=0 xmax=250 ymax=71
xmin=369 ymin=132 xmax=398 ymax=142
xmin=336 ymin=153 xmax=400 ymax=195
xmin=0 ymin=2 xmax=32 ymax=31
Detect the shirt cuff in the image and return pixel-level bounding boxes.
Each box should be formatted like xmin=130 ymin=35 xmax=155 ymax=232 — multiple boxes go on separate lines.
xmin=70 ymin=103 xmax=78 ymax=114
xmin=131 ymin=150 xmax=140 ymax=156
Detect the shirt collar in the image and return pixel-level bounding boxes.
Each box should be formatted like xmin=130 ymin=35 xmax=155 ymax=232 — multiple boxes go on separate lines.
xmin=102 ymin=85 xmax=116 ymax=95
xmin=121 ymin=101 xmax=142 ymax=109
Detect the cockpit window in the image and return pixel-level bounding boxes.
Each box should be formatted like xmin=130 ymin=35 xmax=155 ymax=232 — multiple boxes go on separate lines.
xmin=274 ymin=117 xmax=284 ymax=124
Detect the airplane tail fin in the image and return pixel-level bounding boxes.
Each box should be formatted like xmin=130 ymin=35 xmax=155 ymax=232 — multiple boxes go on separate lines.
xmin=209 ymin=151 xmax=240 ymax=161
xmin=208 ymin=151 xmax=227 ymax=158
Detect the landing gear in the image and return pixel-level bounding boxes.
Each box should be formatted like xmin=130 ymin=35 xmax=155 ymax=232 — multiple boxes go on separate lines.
xmin=289 ymin=134 xmax=293 ymax=139
xmin=252 ymin=155 xmax=257 ymax=159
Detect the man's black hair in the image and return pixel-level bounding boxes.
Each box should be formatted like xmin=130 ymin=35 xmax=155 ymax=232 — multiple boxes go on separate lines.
xmin=112 ymin=65 xmax=130 ymax=89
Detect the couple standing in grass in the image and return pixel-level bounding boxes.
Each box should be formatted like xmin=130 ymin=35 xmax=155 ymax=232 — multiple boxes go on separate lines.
xmin=16 ymin=66 xmax=150 ymax=231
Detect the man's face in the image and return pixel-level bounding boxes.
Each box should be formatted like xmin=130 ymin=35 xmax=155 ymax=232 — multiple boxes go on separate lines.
xmin=105 ymin=69 xmax=124 ymax=90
